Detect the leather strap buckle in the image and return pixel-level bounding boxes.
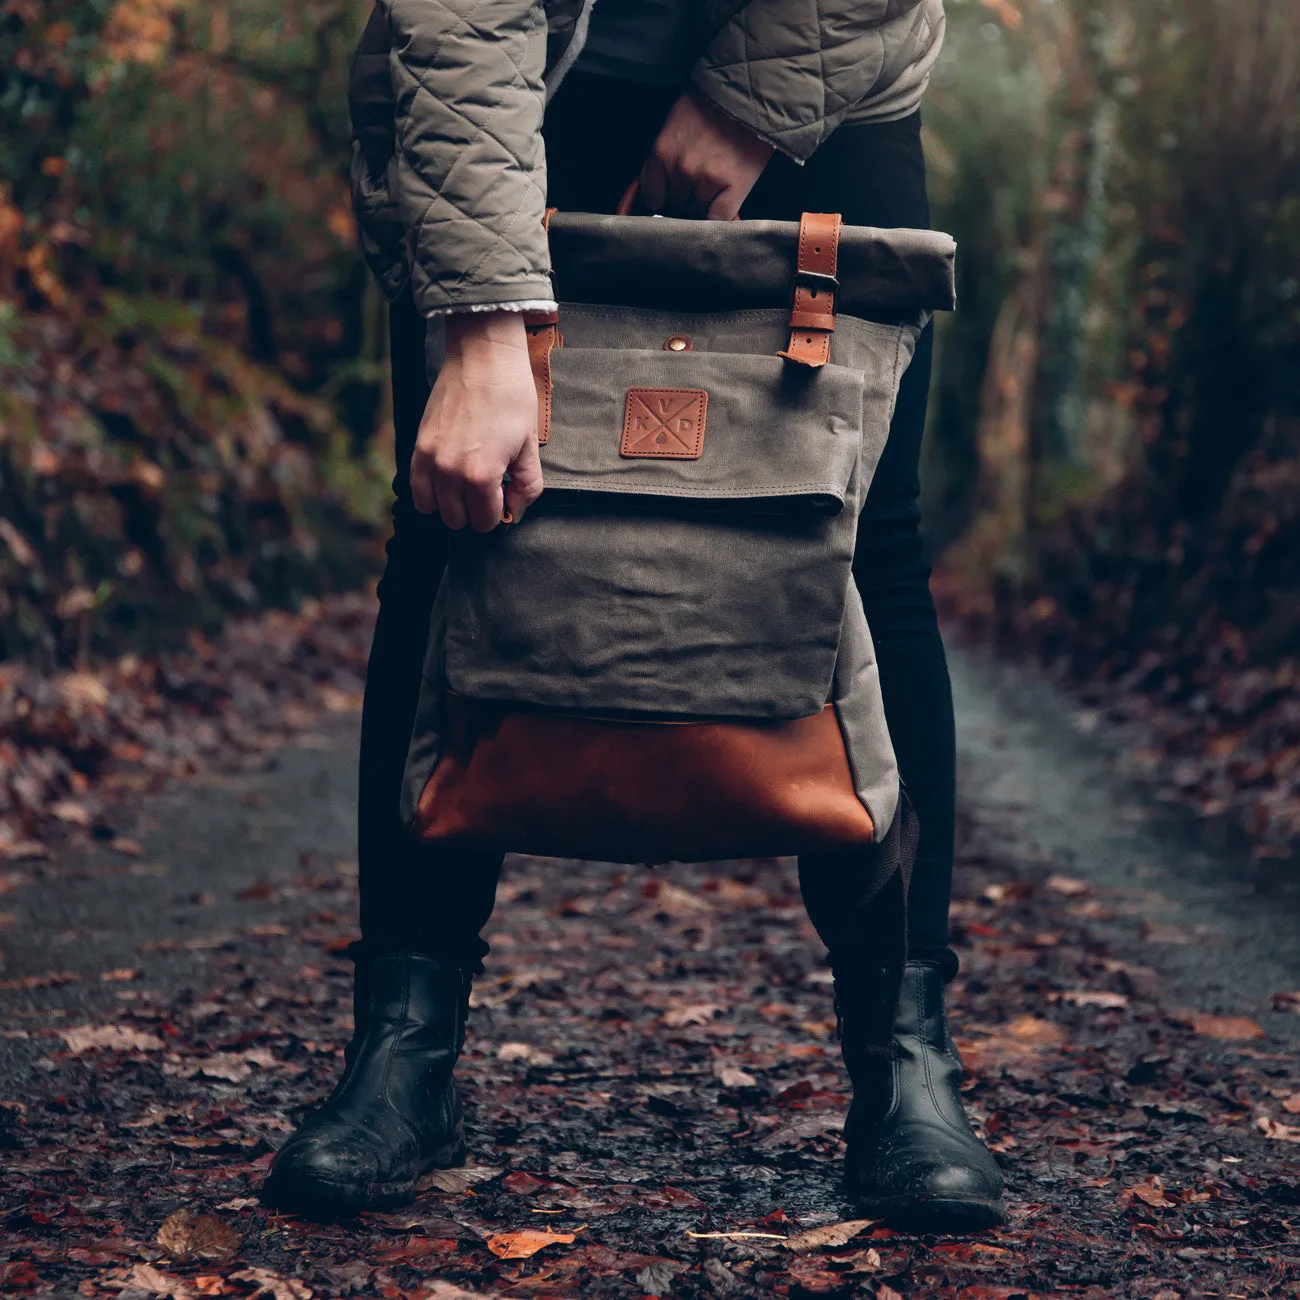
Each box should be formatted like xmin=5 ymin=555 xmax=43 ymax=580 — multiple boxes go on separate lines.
xmin=791 ymin=268 xmax=840 ymax=297
xmin=779 ymin=212 xmax=842 ymax=369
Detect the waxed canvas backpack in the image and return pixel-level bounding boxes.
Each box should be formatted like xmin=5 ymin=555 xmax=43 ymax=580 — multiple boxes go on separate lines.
xmin=400 ymin=210 xmax=955 ymax=870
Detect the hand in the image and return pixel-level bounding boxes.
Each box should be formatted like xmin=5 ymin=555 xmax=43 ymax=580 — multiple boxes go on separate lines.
xmin=410 ymin=311 xmax=544 ymax=531
xmin=639 ymin=89 xmax=774 ymax=220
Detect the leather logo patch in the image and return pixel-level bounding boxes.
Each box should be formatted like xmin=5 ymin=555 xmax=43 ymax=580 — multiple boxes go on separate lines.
xmin=621 ymin=388 xmax=707 ymax=459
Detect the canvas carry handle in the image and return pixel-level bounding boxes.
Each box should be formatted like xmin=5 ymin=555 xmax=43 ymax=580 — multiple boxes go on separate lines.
xmin=523 ymin=197 xmax=846 ymax=445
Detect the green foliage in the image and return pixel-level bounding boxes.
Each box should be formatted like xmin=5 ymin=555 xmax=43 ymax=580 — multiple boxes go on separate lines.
xmin=0 ymin=291 xmax=383 ymax=667
xmin=929 ymin=0 xmax=1300 ymax=673
xmin=1 ymin=2 xmax=387 ymax=667
xmin=922 ymin=1 xmax=1048 ymax=545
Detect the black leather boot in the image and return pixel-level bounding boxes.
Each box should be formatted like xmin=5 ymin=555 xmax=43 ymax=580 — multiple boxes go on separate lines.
xmin=262 ymin=948 xmax=471 ymax=1217
xmin=836 ymin=960 xmax=1004 ymax=1232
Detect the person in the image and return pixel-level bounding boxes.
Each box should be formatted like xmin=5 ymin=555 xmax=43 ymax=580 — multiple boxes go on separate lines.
xmin=262 ymin=0 xmax=1004 ymax=1232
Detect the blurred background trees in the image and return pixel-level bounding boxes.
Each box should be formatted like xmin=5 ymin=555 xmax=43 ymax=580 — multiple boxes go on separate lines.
xmin=0 ymin=0 xmax=384 ymax=665
xmin=926 ymin=0 xmax=1299 ymax=851
xmin=2 ymin=1 xmax=1297 ymax=843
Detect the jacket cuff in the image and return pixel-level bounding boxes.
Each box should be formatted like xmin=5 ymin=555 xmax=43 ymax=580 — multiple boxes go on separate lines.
xmin=686 ymin=75 xmax=809 ymax=164
xmin=422 ymin=298 xmax=558 ymax=319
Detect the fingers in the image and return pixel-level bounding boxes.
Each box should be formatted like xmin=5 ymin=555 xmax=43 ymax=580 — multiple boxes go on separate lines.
xmin=463 ymin=466 xmax=506 ymax=534
xmin=434 ymin=470 xmax=468 ymax=532
xmin=504 ymin=434 xmax=545 ymax=523
xmin=639 ymin=154 xmax=668 ymax=215
xmin=413 ymin=445 xmax=526 ymax=533
xmin=705 ymin=185 xmax=745 ymax=222
xmin=409 ymin=446 xmax=440 ymax=517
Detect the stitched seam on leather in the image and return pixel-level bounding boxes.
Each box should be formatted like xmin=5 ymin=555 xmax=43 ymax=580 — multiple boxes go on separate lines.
xmin=621 ymin=389 xmax=707 ymax=460
xmin=376 ymin=953 xmax=423 ymax=1148
xmin=919 ymin=965 xmax=971 ymax=1137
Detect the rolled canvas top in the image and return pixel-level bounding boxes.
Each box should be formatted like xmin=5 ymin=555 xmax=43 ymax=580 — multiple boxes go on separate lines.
xmin=547 ymin=214 xmax=957 ymax=322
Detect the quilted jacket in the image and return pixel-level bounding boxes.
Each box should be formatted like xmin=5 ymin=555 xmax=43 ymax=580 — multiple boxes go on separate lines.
xmin=349 ymin=0 xmax=946 ymax=317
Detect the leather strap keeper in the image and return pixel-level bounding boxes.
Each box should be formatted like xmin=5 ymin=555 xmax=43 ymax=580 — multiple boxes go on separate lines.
xmin=779 ymin=212 xmax=842 ymax=368
xmin=413 ymin=695 xmax=876 ymax=864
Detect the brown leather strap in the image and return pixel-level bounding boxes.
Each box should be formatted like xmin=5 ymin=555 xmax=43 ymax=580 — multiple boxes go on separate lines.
xmin=521 ymin=207 xmax=562 ymax=445
xmin=522 ymin=309 xmax=559 ymax=446
xmin=778 ymin=212 xmax=842 ymax=368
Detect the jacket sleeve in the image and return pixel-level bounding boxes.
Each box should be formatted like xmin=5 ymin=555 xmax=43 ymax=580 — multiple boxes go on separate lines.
xmin=689 ymin=0 xmax=945 ymax=163
xmin=377 ymin=0 xmax=555 ymax=316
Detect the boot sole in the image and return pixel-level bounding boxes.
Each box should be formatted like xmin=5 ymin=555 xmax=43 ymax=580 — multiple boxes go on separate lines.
xmin=262 ymin=1132 xmax=467 ymax=1220
xmin=856 ymin=1192 xmax=1005 ymax=1235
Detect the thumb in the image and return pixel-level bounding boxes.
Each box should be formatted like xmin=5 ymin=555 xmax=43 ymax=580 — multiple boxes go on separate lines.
xmin=504 ymin=432 xmax=544 ymax=522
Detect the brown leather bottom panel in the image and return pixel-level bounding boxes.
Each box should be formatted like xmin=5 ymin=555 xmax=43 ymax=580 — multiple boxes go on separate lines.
xmin=413 ymin=695 xmax=875 ymax=863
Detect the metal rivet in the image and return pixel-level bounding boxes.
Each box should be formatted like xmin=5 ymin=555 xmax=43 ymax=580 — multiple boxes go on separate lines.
xmin=664 ymin=335 xmax=691 ymax=352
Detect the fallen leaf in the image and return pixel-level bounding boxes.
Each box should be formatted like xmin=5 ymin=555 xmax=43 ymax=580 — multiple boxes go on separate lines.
xmin=649 ymin=881 xmax=715 ymax=917
xmin=685 ymin=1231 xmax=787 ymax=1243
xmin=228 ymin=1268 xmax=312 ymax=1300
xmin=1045 ymin=874 xmax=1091 ymax=896
xmin=57 ymin=671 xmax=110 ymax=709
xmin=0 ymin=971 xmax=80 ymax=991
xmin=1049 ymin=990 xmax=1130 ymax=1009
xmin=425 ymin=1166 xmax=502 ymax=1194
xmin=1002 ymin=1015 xmax=1067 ymax=1046
xmin=1119 ymin=1176 xmax=1178 ymax=1209
xmin=194 ymin=1054 xmax=252 ymax=1083
xmin=1181 ymin=1012 xmax=1266 ymax=1041
xmin=495 ymin=1042 xmax=554 ymax=1066
xmin=663 ymin=1002 xmax=724 ymax=1028
xmin=214 ymin=1197 xmax=260 ymax=1211
xmin=99 ymin=967 xmax=142 ymax=982
xmin=61 ymin=1024 xmax=164 ymax=1053
xmin=714 ymin=1064 xmax=758 ymax=1088
xmin=1283 ymin=1094 xmax=1300 ymax=1115
xmin=1256 ymin=1114 xmax=1300 ymax=1142
xmin=0 ymin=841 xmax=47 ymax=861
xmin=484 ymin=1228 xmax=577 ymax=1260
xmin=102 ymin=1264 xmax=197 ymax=1299
xmin=1271 ymin=990 xmax=1300 ymax=1014
xmin=784 ymin=1219 xmax=878 ymax=1252
xmin=50 ymin=799 xmax=91 ymax=825
xmin=156 ymin=1210 xmax=242 ymax=1265
xmin=1067 ymin=900 xmax=1114 ymax=920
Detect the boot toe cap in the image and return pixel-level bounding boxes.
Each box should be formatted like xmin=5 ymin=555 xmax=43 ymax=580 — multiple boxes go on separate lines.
xmin=263 ymin=1129 xmax=393 ymax=1214
xmin=849 ymin=1124 xmax=1005 ymax=1227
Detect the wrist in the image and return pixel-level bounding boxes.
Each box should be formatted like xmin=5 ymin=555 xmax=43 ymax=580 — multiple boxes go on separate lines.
xmin=443 ymin=310 xmax=528 ymax=361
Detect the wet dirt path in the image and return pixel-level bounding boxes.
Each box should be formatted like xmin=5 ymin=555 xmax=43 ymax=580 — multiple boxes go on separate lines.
xmin=2 ymin=648 xmax=1297 ymax=1298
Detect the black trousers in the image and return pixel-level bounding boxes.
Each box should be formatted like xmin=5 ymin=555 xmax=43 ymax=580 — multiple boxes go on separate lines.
xmin=357 ymin=74 xmax=957 ymax=979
